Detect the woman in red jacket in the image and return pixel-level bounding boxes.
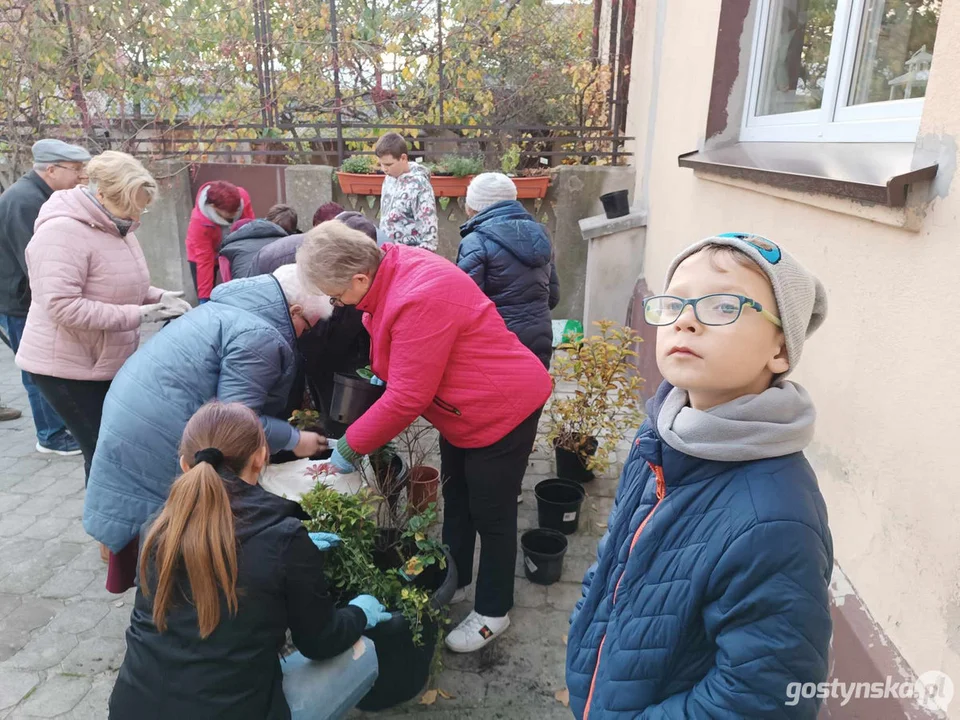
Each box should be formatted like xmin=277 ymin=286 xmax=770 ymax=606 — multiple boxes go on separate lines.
xmin=297 ymin=221 xmax=552 ymax=654
xmin=185 ymin=181 xmax=254 ymax=302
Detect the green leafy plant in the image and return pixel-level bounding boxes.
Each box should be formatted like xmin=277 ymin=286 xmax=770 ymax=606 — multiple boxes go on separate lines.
xmin=299 ymin=481 xmax=447 ymax=647
xmin=501 ymin=144 xmax=521 ymax=175
xmin=340 ymin=155 xmax=376 ymax=174
xmin=543 ymin=321 xmax=646 ymax=475
xmin=437 ymin=155 xmax=483 ymax=178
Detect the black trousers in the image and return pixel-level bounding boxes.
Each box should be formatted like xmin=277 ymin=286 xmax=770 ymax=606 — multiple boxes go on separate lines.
xmin=440 ymin=408 xmax=542 ymax=618
xmin=31 ymin=373 xmax=112 ymax=485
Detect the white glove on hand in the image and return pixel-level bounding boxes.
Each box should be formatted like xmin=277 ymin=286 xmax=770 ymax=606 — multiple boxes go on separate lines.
xmin=158 ymin=290 xmax=192 ymax=316
xmin=139 ymin=303 xmax=181 ymax=325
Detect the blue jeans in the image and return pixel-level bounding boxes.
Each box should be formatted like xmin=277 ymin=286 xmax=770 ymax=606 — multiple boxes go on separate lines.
xmin=0 ymin=314 xmax=67 ymax=444
xmin=282 ymin=638 xmax=379 ymax=720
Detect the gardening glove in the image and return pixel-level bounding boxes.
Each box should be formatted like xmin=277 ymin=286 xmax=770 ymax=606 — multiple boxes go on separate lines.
xmin=139 ymin=303 xmax=181 ymax=325
xmin=348 ymin=595 xmax=393 ymax=629
xmin=308 ymin=532 xmax=341 ymax=551
xmin=327 ymin=445 xmax=356 ymax=473
xmin=158 ymin=290 xmax=192 ymax=316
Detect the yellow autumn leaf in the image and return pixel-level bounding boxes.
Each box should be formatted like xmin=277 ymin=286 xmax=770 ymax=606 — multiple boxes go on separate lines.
xmin=420 ymin=689 xmax=438 ymax=705
xmin=437 ymin=689 xmax=455 ymax=699
xmin=555 ymin=688 xmax=570 ymax=707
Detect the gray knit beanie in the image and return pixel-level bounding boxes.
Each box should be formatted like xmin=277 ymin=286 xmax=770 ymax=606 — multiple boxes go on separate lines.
xmin=664 ymin=233 xmax=827 ymax=374
xmin=466 ymin=172 xmax=517 ymax=213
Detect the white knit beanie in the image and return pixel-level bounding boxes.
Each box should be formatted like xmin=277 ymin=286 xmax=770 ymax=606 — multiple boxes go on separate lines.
xmin=465 ymin=173 xmax=517 ymax=213
xmin=664 ymin=233 xmax=827 ymax=374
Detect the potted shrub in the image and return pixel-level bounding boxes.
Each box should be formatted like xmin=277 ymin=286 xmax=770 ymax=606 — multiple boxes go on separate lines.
xmin=544 ymin=321 xmax=645 ymax=482
xmin=430 ymin=155 xmax=483 ymax=197
xmin=299 ymin=481 xmax=455 ymax=710
xmin=396 ymin=421 xmax=441 ymax=513
xmin=336 ymin=155 xmax=385 ymax=195
xmin=501 ymin=145 xmax=551 ymax=199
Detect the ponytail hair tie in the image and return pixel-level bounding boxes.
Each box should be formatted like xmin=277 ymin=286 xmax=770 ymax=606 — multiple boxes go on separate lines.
xmin=194 ymin=447 xmax=224 ymax=469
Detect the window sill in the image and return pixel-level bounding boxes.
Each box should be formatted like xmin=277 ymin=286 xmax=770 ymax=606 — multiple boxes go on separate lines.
xmin=678 ymin=142 xmax=937 ymax=208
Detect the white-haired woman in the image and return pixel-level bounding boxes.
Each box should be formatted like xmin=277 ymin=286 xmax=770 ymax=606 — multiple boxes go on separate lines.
xmin=83 ymin=265 xmax=331 ymax=593
xmin=16 ymin=151 xmax=191 ymax=484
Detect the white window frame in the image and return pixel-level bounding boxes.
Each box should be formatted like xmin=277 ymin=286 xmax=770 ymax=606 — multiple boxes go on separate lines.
xmin=741 ymin=0 xmax=929 ymax=143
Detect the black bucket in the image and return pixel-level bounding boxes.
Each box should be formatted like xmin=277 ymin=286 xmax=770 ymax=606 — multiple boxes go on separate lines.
xmin=599 ymin=189 xmax=630 ymax=219
xmin=554 ymin=436 xmax=599 ymax=483
xmin=535 ymin=478 xmax=586 ymax=535
xmin=520 ymin=529 xmax=568 ymax=585
xmin=329 ymin=373 xmax=385 ymax=425
xmin=356 ymin=546 xmax=457 ymax=711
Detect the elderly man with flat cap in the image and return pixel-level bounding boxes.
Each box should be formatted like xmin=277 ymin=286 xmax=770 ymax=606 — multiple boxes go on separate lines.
xmin=0 ymin=139 xmax=91 ymax=456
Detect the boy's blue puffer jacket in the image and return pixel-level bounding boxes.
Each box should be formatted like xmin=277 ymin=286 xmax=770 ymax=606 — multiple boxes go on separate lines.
xmin=566 ymin=382 xmax=833 ymax=719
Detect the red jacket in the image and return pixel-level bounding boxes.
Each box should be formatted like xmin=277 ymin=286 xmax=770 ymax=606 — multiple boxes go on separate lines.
xmin=185 ymin=183 xmax=254 ymax=299
xmin=346 ymin=244 xmax=552 ymax=454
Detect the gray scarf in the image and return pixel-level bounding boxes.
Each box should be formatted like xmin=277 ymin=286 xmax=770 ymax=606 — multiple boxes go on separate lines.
xmin=657 ymin=382 xmax=816 ymax=462
xmin=81 ymin=187 xmax=136 ymax=237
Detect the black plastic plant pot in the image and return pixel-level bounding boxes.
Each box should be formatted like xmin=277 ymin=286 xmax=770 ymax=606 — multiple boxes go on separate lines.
xmin=599 ymin=189 xmax=630 ymax=219
xmin=329 ymin=373 xmax=385 ymax=426
xmin=554 ymin=435 xmax=599 ymax=483
xmin=355 ymin=546 xmax=457 ymax=711
xmin=520 ymin=528 xmax=568 ymax=586
xmin=535 ymin=478 xmax=586 ymax=535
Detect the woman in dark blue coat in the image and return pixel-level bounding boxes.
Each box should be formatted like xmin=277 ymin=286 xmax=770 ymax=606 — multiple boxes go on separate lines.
xmin=456 ymin=173 xmax=559 ymax=368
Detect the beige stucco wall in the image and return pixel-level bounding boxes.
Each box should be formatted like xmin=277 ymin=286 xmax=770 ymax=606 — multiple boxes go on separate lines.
xmin=626 ymin=0 xmax=960 ymax=697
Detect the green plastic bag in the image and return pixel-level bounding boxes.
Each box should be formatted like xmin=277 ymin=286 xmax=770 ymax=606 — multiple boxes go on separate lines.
xmin=551 ymin=319 xmax=583 ymax=347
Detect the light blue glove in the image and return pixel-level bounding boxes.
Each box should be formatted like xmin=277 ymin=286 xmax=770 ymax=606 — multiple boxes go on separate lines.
xmin=308 ymin=532 xmax=341 ymax=551
xmin=328 ymin=445 xmax=356 ymax=473
xmin=198 ymin=298 xmax=209 ymax=304
xmin=348 ymin=594 xmax=393 ymax=629
xmin=370 ymin=375 xmax=385 ymax=387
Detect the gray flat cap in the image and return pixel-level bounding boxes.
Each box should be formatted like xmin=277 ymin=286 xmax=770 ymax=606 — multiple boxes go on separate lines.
xmin=32 ymin=139 xmax=91 ymax=164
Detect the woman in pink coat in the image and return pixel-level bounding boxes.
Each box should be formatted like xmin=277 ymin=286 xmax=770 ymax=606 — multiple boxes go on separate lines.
xmin=297 ymin=221 xmax=553 ymax=654
xmin=185 ymin=181 xmax=254 ymax=302
xmin=16 ymin=151 xmax=191 ymax=485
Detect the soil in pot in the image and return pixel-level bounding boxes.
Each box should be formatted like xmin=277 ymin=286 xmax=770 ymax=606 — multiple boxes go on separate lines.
xmin=554 ymin=435 xmax=599 ymax=483
xmin=354 ymin=538 xmax=457 ymax=711
xmin=534 ymin=478 xmax=586 ymax=535
xmin=329 ymin=373 xmax=385 ymax=425
xmin=408 ymin=465 xmax=440 ymax=513
xmin=520 ymin=528 xmax=568 ymax=585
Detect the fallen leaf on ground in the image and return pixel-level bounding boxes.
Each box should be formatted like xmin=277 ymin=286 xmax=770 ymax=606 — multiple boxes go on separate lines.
xmin=562 ymin=634 xmax=568 ymax=646
xmin=597 ymin=522 xmax=608 ymax=529
xmin=555 ymin=688 xmax=570 ymax=707
xmin=437 ymin=689 xmax=455 ymax=700
xmin=420 ymin=689 xmax=438 ymax=705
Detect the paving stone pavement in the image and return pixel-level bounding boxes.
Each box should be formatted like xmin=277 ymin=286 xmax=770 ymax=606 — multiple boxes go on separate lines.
xmin=0 ymin=348 xmax=628 ymax=718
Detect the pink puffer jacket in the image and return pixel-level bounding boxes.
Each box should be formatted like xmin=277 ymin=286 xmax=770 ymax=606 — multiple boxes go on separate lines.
xmin=16 ymin=188 xmax=163 ymax=381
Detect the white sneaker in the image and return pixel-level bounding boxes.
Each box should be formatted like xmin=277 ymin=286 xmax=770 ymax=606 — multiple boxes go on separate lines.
xmin=444 ymin=611 xmax=510 ymax=653
xmin=450 ymin=587 xmax=470 ymax=605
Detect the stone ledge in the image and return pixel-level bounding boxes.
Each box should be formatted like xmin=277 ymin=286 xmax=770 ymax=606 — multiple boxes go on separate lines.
xmin=578 ymin=209 xmax=648 ymax=240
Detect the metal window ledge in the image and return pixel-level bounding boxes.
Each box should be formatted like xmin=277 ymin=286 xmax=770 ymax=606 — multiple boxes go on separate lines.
xmin=678 ymin=142 xmax=938 ymax=207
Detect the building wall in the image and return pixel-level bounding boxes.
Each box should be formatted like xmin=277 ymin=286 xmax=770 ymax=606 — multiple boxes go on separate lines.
xmin=626 ymin=0 xmax=960 ymax=698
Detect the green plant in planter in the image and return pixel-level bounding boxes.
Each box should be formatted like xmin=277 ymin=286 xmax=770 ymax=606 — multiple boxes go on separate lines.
xmin=543 ymin=320 xmax=646 ymax=475
xmin=437 ymin=155 xmax=483 ymax=178
xmin=299 ymin=481 xmax=446 ymax=647
xmin=340 ymin=155 xmax=376 ymax=174
xmin=501 ymin=144 xmax=521 ymax=176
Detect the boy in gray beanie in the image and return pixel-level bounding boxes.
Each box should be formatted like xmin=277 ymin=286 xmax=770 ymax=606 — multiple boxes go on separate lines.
xmin=567 ymin=233 xmax=833 ymax=718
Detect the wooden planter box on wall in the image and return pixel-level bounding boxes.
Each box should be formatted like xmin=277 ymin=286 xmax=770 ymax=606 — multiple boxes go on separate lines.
xmin=336 ymin=172 xmax=552 ymax=200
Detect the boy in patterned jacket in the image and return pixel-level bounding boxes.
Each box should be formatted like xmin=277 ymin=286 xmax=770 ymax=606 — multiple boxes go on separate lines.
xmin=375 ymin=133 xmax=439 ymax=252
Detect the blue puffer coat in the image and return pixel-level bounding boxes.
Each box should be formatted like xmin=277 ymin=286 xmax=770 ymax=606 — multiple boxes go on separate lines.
xmin=84 ymin=275 xmax=301 ymax=552
xmin=457 ymin=201 xmax=559 ymax=367
xmin=566 ymin=383 xmax=833 ymax=719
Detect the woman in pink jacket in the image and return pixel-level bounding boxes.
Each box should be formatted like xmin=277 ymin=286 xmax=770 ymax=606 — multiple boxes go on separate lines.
xmin=185 ymin=181 xmax=254 ymax=302
xmin=16 ymin=151 xmax=191 ymax=485
xmin=297 ymin=221 xmax=553 ymax=654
